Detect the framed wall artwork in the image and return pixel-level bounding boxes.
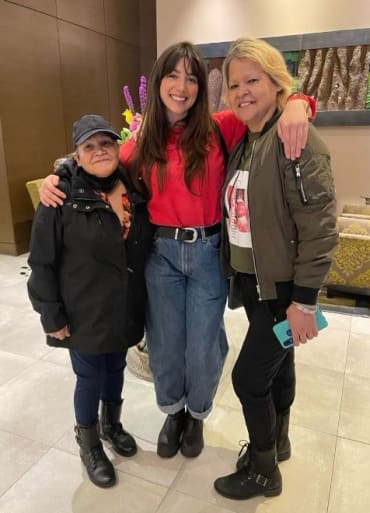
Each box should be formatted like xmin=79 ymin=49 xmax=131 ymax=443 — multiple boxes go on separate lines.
xmin=198 ymin=28 xmax=370 ymax=126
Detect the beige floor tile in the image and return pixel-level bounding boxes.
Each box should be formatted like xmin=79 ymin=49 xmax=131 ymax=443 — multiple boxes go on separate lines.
xmin=224 ymin=307 xmax=248 ymax=351
xmin=323 ymin=310 xmax=352 ymax=331
xmin=213 ymin=347 xmax=239 ymax=406
xmin=0 ymin=280 xmax=31 ymax=310
xmin=328 ymin=437 xmax=370 ymax=513
xmin=338 ymin=373 xmax=370 ymax=444
xmin=56 ymin=426 xmax=185 ymax=488
xmin=205 ymin=405 xmax=246 ymax=451
xmin=173 ymin=445 xmax=240 ymax=507
xmin=174 ymin=425 xmax=335 ymax=513
xmin=267 ymin=425 xmax=335 ymax=513
xmin=0 ymin=360 xmax=75 ymax=445
xmin=157 ymin=490 xmax=235 ymax=513
xmin=120 ymin=372 xmax=166 ymax=444
xmin=0 ymin=350 xmax=36 ymax=386
xmin=345 ymin=332 xmax=370 ymax=378
xmin=292 ymin=363 xmax=343 ymax=435
xmin=0 ymin=304 xmax=52 ymax=359
xmin=350 ymin=315 xmax=370 ymax=336
xmin=72 ymin=471 xmax=167 ymax=513
xmin=216 ymin=379 xmax=240 ymax=410
xmin=54 ymin=426 xmax=79 ymax=455
xmin=0 ymin=448 xmax=167 ymax=513
xmin=0 ymin=430 xmax=48 ymax=496
xmin=115 ymin=440 xmax=185 ymax=487
xmin=41 ymin=347 xmax=72 ymax=367
xmin=294 ymin=326 xmax=349 ymax=373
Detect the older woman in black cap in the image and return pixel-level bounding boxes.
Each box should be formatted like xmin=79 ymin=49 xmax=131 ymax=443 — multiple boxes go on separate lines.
xmin=27 ymin=114 xmax=152 ymax=488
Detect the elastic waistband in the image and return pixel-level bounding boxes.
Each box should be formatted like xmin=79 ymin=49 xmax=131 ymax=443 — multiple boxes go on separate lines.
xmin=154 ymin=223 xmax=221 ymax=243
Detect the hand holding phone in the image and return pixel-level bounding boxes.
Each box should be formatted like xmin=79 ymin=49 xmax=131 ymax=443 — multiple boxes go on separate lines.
xmin=273 ymin=307 xmax=328 ymax=349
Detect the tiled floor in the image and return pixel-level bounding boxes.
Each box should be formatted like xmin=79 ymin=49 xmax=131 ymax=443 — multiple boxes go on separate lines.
xmin=1 ymin=253 xmax=370 ymax=513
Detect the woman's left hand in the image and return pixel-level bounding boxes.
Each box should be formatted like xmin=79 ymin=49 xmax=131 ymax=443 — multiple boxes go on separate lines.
xmin=286 ymin=303 xmax=318 ymax=346
xmin=277 ymin=100 xmax=310 ymax=160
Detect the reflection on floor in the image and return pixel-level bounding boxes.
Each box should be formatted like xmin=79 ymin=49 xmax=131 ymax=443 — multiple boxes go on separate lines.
xmin=1 ymin=253 xmax=370 ymax=513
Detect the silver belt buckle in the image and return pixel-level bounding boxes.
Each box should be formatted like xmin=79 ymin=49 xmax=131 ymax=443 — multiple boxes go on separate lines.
xmin=183 ymin=227 xmax=198 ymax=243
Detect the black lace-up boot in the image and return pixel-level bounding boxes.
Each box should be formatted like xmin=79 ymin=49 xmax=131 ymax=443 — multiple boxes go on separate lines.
xmin=215 ymin=446 xmax=282 ymax=500
xmin=75 ymin=424 xmax=116 ymax=488
xmin=99 ymin=400 xmax=137 ymax=457
xmin=236 ymin=409 xmax=291 ymax=470
xmin=180 ymin=410 xmax=204 ymax=458
xmin=157 ymin=408 xmax=186 ymax=458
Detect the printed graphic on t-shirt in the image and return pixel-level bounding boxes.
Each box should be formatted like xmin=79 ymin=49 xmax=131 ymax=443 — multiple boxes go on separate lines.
xmin=225 ymin=170 xmax=252 ymax=248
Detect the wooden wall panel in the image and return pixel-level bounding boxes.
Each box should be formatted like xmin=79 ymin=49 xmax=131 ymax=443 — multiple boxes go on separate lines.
xmin=0 ymin=1 xmax=65 ymax=254
xmin=104 ymin=0 xmax=139 ymax=45
xmin=56 ymin=0 xmax=105 ymax=33
xmin=106 ymin=38 xmax=140 ymax=132
xmin=58 ymin=20 xmax=109 ymax=152
xmin=7 ymin=0 xmax=56 ymax=16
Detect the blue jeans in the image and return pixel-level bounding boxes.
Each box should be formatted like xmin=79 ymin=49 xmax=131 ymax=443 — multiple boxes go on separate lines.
xmin=69 ymin=350 xmax=127 ymax=426
xmin=145 ymin=233 xmax=228 ymax=420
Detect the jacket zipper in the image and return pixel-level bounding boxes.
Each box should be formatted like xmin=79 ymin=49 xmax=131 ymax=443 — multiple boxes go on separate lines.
xmin=247 ymin=141 xmax=262 ymax=300
xmin=294 ymin=161 xmax=308 ymax=205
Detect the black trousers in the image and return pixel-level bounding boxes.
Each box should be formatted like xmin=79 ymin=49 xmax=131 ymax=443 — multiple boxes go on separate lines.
xmin=69 ymin=350 xmax=127 ymax=426
xmin=232 ymin=274 xmax=295 ymax=451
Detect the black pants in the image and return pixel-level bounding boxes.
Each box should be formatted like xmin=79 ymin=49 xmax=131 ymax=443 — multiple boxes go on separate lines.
xmin=232 ymin=274 xmax=295 ymax=451
xmin=69 ymin=350 xmax=127 ymax=426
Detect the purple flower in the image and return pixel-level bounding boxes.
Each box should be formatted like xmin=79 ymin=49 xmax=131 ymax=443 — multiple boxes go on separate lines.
xmin=139 ymin=76 xmax=147 ymax=112
xmin=123 ymin=85 xmax=135 ymax=114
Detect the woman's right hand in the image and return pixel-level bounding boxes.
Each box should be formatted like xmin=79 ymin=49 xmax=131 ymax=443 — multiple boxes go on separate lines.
xmin=47 ymin=326 xmax=70 ymax=340
xmin=39 ymin=174 xmax=65 ymax=207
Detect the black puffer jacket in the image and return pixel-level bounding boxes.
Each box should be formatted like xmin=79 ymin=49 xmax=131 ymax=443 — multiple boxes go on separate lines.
xmin=28 ymin=159 xmax=153 ymax=353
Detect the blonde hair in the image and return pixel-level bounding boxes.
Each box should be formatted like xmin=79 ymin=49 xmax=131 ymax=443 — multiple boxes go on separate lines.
xmin=222 ymin=37 xmax=292 ymax=112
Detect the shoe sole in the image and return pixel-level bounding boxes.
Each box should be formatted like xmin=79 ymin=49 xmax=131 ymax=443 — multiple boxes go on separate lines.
xmin=180 ymin=444 xmax=204 ymax=458
xmin=88 ymin=475 xmax=117 ymax=488
xmin=157 ymin=444 xmax=180 ymax=458
xmin=214 ymin=483 xmax=282 ymax=500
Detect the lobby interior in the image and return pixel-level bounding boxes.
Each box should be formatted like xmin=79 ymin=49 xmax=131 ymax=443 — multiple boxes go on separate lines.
xmin=1 ymin=1 xmax=370 ymax=512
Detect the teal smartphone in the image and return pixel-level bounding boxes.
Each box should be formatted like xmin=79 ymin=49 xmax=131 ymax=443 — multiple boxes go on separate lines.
xmin=273 ymin=308 xmax=328 ymax=349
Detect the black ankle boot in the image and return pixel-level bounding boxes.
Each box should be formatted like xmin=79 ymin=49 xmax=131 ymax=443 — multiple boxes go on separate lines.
xmin=99 ymin=400 xmax=137 ymax=457
xmin=215 ymin=446 xmax=282 ymax=500
xmin=180 ymin=410 xmax=204 ymax=458
xmin=236 ymin=410 xmax=291 ymax=470
xmin=75 ymin=424 xmax=116 ymax=488
xmin=157 ymin=409 xmax=186 ymax=458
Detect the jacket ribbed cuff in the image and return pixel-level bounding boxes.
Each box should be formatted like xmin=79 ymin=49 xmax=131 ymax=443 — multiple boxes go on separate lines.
xmin=292 ymin=284 xmax=319 ymax=305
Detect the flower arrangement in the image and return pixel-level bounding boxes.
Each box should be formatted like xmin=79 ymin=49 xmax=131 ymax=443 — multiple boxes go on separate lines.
xmin=120 ymin=75 xmax=147 ymax=143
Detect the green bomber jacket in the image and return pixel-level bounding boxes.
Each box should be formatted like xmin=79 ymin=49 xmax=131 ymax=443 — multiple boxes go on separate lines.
xmin=221 ymin=114 xmax=339 ymax=305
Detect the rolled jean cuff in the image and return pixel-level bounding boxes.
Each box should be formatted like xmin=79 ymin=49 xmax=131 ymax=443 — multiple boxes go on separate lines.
xmin=158 ymin=396 xmax=186 ymax=415
xmin=187 ymin=404 xmax=212 ymax=420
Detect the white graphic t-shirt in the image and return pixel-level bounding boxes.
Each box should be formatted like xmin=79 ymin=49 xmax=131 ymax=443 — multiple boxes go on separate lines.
xmin=225 ymin=133 xmax=259 ymax=274
xmin=226 ymin=170 xmax=252 ymax=249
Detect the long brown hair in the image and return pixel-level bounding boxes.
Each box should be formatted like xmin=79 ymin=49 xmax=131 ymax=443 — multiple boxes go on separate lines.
xmin=132 ymin=42 xmax=216 ymax=193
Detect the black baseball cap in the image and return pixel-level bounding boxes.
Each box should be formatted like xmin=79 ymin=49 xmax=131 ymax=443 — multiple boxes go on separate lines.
xmin=72 ymin=114 xmax=121 ymax=147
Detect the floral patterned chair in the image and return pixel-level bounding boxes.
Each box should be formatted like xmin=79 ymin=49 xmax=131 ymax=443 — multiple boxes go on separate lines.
xmin=325 ymin=215 xmax=370 ymax=297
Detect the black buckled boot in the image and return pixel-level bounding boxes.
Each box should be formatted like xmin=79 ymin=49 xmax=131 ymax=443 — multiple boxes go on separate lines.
xmin=157 ymin=408 xmax=186 ymax=458
xmin=236 ymin=409 xmax=291 ymax=470
xmin=214 ymin=446 xmax=282 ymax=500
xmin=180 ymin=410 xmax=204 ymax=458
xmin=75 ymin=424 xmax=116 ymax=488
xmin=276 ymin=409 xmax=291 ymax=462
xmin=99 ymin=400 xmax=137 ymax=457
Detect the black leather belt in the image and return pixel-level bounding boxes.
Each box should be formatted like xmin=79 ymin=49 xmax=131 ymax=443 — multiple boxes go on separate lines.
xmin=155 ymin=223 xmax=221 ymax=243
